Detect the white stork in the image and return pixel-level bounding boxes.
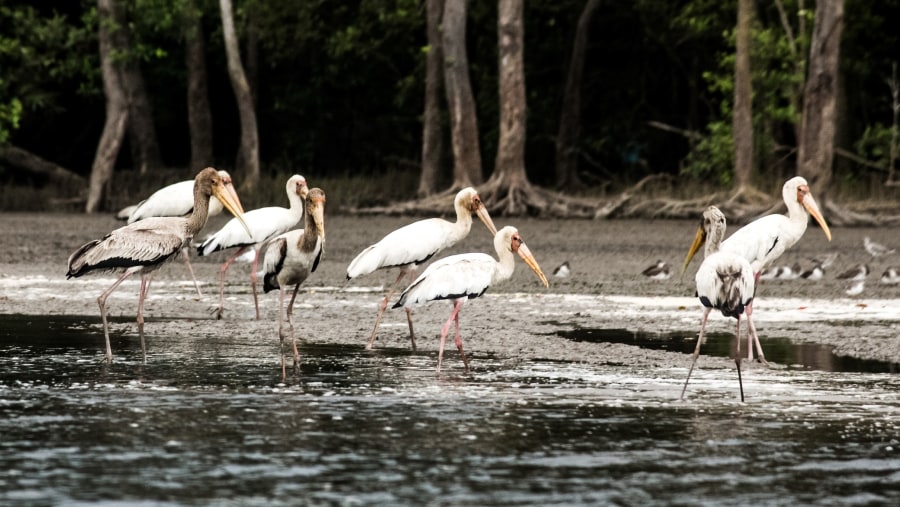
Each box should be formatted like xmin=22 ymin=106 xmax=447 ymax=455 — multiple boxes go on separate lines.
xmin=346 ymin=187 xmax=498 ymax=351
xmin=118 ymin=170 xmax=241 ymax=296
xmin=66 ymin=168 xmax=250 ymax=364
xmin=197 ymin=174 xmax=308 ymax=320
xmin=125 ymin=170 xmax=238 ymax=223
xmin=262 ymin=188 xmax=326 ymax=381
xmin=683 ymin=176 xmax=832 ymax=364
xmin=392 ymin=226 xmax=550 ymax=372
xmin=680 ymin=206 xmax=754 ymax=402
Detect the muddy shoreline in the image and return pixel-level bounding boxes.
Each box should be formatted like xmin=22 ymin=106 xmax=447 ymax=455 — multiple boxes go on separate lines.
xmin=1 ymin=212 xmax=899 ymax=369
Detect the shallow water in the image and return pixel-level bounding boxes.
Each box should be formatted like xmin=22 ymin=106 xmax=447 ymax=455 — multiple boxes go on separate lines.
xmin=1 ymin=315 xmax=899 ymax=506
xmin=555 ymin=326 xmax=900 ymax=374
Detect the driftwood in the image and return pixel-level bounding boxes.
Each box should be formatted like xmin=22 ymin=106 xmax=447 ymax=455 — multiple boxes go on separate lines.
xmin=347 ymin=172 xmax=900 ymax=226
xmin=0 ymin=144 xmax=85 ymax=185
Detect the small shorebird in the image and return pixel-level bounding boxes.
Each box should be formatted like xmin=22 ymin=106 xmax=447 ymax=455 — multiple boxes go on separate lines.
xmin=800 ymin=264 xmax=826 ymax=281
xmin=880 ymin=267 xmax=900 ymax=285
xmin=553 ymin=261 xmax=571 ymax=278
xmin=760 ymin=262 xmax=802 ymax=280
xmin=864 ymin=236 xmax=895 ymax=258
xmin=845 ymin=280 xmax=865 ymax=296
xmin=641 ymin=260 xmax=671 ymax=280
xmin=836 ymin=264 xmax=869 ymax=281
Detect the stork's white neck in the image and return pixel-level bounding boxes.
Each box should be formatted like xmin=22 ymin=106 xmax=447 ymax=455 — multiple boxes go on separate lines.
xmin=447 ymin=198 xmax=474 ymax=244
xmin=781 ymin=192 xmax=810 ymax=247
xmin=492 ymin=243 xmax=516 ymax=285
xmin=286 ymin=188 xmax=305 ymax=219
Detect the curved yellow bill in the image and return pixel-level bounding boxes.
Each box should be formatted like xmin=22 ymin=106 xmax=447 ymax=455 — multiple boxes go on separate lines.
xmin=213 ymin=183 xmax=252 ymax=239
xmin=222 ymin=180 xmax=243 ymax=214
xmin=801 ymin=193 xmax=832 ymax=242
xmin=680 ymin=225 xmax=706 ymax=278
xmin=476 ymin=204 xmax=499 ymax=237
xmin=517 ymin=243 xmax=550 ymax=288
xmin=309 ymin=191 xmax=326 ymax=242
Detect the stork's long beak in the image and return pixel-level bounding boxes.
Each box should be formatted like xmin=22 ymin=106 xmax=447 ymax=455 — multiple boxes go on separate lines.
xmin=680 ymin=225 xmax=706 ymax=278
xmin=311 ymin=197 xmax=326 ymax=241
xmin=517 ymin=242 xmax=550 ymax=288
xmin=222 ymin=180 xmax=243 ymax=215
xmin=213 ymin=183 xmax=252 ymax=239
xmin=801 ymin=192 xmax=832 ymax=242
xmin=475 ymin=203 xmax=499 ymax=237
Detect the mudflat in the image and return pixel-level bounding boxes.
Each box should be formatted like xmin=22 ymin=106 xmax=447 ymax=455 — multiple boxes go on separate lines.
xmin=1 ymin=211 xmax=898 ymax=369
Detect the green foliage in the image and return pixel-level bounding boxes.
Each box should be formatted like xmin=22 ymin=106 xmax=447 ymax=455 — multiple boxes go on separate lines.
xmin=854 ymin=123 xmax=895 ymax=170
xmin=680 ymin=0 xmax=812 ymax=184
xmin=0 ymin=3 xmax=96 ymax=142
xmin=681 ymin=120 xmax=734 ymax=186
xmin=0 ymin=0 xmax=898 ymax=196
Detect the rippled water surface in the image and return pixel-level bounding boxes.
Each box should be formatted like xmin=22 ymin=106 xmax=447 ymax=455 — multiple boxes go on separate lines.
xmin=2 ymin=315 xmax=899 ymax=506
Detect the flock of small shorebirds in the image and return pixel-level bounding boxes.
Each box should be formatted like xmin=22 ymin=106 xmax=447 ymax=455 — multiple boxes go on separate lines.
xmin=62 ymin=168 xmax=897 ymax=398
xmin=633 ymin=235 xmax=900 ymax=297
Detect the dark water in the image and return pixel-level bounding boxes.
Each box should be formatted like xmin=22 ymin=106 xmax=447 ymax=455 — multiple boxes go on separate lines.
xmin=1 ymin=315 xmax=899 ymax=506
xmin=555 ymin=326 xmax=900 ymax=374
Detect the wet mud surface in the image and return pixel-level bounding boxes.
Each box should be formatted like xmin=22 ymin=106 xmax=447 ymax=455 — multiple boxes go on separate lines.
xmin=1 ymin=212 xmax=899 ymax=505
xmin=1 ymin=211 xmax=898 ymax=368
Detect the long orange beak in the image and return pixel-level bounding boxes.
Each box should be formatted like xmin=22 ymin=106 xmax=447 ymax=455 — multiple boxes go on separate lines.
xmin=800 ymin=192 xmax=832 ymax=242
xmin=475 ymin=203 xmax=499 ymax=237
xmin=222 ymin=180 xmax=243 ymax=215
xmin=517 ymin=242 xmax=550 ymax=287
xmin=680 ymin=225 xmax=706 ymax=278
xmin=309 ymin=192 xmax=326 ymax=243
xmin=213 ymin=183 xmax=252 ymax=239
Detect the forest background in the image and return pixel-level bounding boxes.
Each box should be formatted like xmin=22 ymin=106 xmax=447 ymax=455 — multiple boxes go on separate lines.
xmin=1 ymin=0 xmax=898 ymax=223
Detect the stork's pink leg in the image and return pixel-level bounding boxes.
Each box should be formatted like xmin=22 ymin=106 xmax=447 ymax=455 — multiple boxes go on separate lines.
xmin=250 ymin=246 xmax=262 ymax=320
xmin=404 ymin=308 xmax=417 ymax=351
xmin=743 ymin=302 xmax=752 ymax=360
xmin=734 ymin=316 xmax=745 ymax=402
xmin=453 ymin=305 xmax=470 ymax=372
xmin=136 ymin=274 xmax=153 ymax=364
xmin=216 ymin=246 xmax=248 ymax=320
xmin=97 ymin=270 xmax=135 ymax=364
xmin=287 ymin=283 xmax=301 ymax=375
xmin=366 ymin=269 xmax=409 ymax=350
xmin=746 ymin=313 xmax=768 ymax=366
xmin=278 ymin=286 xmax=288 ymax=381
xmin=404 ymin=270 xmax=418 ymax=351
xmin=681 ymin=307 xmax=712 ymax=401
xmin=436 ymin=300 xmax=463 ymax=372
xmin=181 ymin=247 xmax=202 ymax=297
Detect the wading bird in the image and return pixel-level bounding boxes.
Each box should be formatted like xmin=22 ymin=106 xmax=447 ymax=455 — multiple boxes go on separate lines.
xmin=641 ymin=260 xmax=672 ymax=280
xmin=262 ymin=188 xmax=326 ymax=381
xmin=836 ymin=263 xmax=869 ymax=281
xmin=66 ymin=168 xmax=250 ymax=364
xmin=392 ymin=226 xmax=549 ymax=372
xmin=198 ymin=174 xmax=308 ymax=320
xmin=680 ymin=206 xmax=753 ymax=402
xmin=116 ymin=170 xmax=241 ymax=296
xmin=684 ymin=176 xmax=832 ymax=364
xmin=346 ymin=187 xmax=498 ymax=351
xmin=553 ymin=261 xmax=571 ymax=278
xmin=881 ymin=267 xmax=900 ymax=285
xmin=864 ymin=236 xmax=895 ymax=258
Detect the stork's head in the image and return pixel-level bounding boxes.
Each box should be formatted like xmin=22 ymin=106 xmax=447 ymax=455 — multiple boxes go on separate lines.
xmin=196 ymin=167 xmax=251 ymax=237
xmin=287 ymin=174 xmax=309 ymax=199
xmin=497 ymin=226 xmax=549 ymax=288
xmin=784 ymin=176 xmax=832 ymax=242
xmin=457 ymin=187 xmax=498 ymax=237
